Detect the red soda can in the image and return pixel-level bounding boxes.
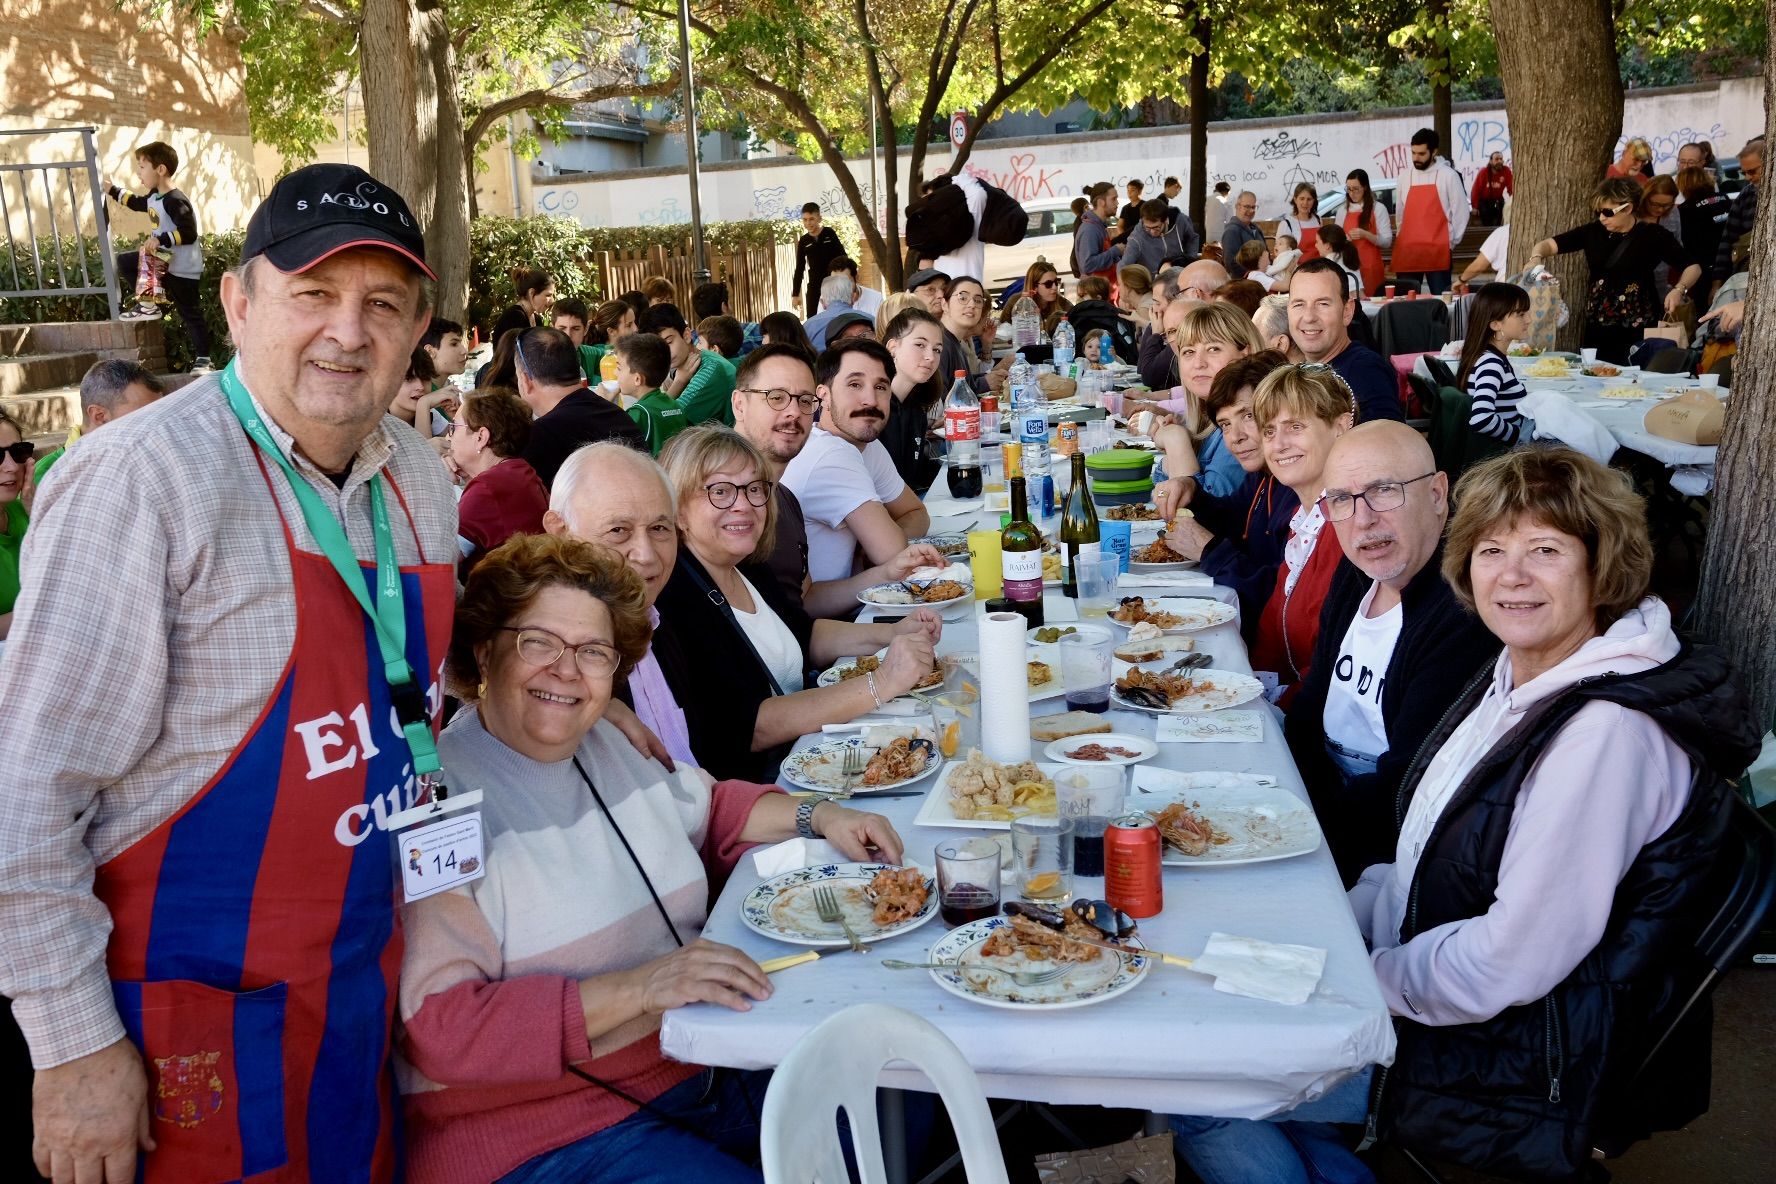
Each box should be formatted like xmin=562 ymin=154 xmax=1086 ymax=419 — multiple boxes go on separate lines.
xmin=1104 ymin=812 xmax=1163 ymax=918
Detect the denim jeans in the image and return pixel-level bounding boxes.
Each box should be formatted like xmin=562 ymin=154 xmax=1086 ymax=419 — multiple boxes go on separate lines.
xmin=497 ymin=1068 xmax=935 ymax=1184
xmin=1394 ymin=270 xmax=1452 ymax=296
xmin=1168 ymin=1069 xmax=1376 ymax=1184
xmin=499 ymin=1068 xmax=770 ymax=1184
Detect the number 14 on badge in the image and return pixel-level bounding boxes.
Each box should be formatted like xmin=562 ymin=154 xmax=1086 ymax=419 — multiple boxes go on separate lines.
xmin=391 ymin=789 xmax=487 ymax=902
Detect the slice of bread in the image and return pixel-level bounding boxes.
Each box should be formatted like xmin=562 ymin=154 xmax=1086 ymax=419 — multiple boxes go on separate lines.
xmin=1030 ymin=711 xmax=1115 ymax=742
xmin=1113 ymin=635 xmax=1195 ymax=663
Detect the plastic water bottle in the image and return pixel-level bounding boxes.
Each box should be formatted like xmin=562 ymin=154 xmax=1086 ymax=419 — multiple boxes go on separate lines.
xmin=1052 ymin=319 xmax=1075 ymax=375
xmin=1098 ymin=330 xmax=1114 ymax=365
xmin=1010 ymin=353 xmax=1051 ymax=512
xmin=1011 ymin=294 xmax=1041 ymax=349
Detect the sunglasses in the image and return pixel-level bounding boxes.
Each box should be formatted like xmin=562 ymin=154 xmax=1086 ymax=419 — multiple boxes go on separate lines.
xmin=1037 ymin=279 xmax=1059 ymax=289
xmin=1595 ymin=201 xmax=1633 ymax=220
xmin=2 ymin=441 xmax=35 ymax=465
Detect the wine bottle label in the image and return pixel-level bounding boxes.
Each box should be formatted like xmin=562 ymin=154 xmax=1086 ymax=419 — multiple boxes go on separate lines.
xmin=1002 ymin=548 xmax=1042 ymax=599
xmin=945 ymin=407 xmax=980 ymax=442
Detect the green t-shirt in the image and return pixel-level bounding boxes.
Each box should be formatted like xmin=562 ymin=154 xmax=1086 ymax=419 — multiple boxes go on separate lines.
xmin=627 ymin=389 xmax=688 ymax=456
xmin=33 ymin=447 xmax=65 ymax=488
xmin=676 ymin=349 xmax=737 ymax=426
xmin=0 ymin=498 xmax=27 ymax=616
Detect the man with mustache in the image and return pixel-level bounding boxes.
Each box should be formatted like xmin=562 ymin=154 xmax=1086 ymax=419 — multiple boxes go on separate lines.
xmin=1284 ymin=421 xmax=1496 ymax=885
xmin=730 ymin=343 xmax=943 ymax=617
xmin=779 ymin=338 xmax=930 ymax=583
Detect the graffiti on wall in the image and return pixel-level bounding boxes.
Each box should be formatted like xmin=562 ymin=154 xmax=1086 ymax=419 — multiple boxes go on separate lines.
xmin=965 ymin=153 xmax=1070 ymax=202
xmin=533 ymin=188 xmax=582 ymax=215
xmin=638 ymin=198 xmax=691 ymax=226
xmin=1251 ymin=132 xmax=1322 ymax=162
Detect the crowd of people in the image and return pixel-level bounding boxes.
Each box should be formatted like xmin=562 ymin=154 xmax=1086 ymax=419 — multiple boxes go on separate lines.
xmin=0 ymin=139 xmax=1761 ymax=1184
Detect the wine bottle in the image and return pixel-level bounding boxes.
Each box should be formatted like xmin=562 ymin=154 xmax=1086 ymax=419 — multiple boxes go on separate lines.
xmin=1059 ymin=451 xmax=1101 ymax=598
xmin=1000 ymin=442 xmax=1044 ymax=627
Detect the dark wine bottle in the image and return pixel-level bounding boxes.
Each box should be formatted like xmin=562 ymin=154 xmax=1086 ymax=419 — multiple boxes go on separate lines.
xmin=1059 ymin=451 xmax=1101 ymax=598
xmin=1000 ymin=442 xmax=1044 ymax=627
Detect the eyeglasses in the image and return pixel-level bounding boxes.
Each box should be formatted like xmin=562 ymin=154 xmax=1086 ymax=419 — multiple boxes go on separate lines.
xmin=705 ymin=478 xmax=773 ymax=509
xmin=1320 ymin=473 xmax=1436 ymax=522
xmin=1037 ymin=279 xmax=1059 ymax=289
xmin=2 ymin=441 xmax=35 ymax=464
xmin=497 ymin=626 xmax=621 ymax=677
xmin=1595 ymin=201 xmax=1633 ymax=220
xmin=741 ymin=386 xmax=821 ymax=412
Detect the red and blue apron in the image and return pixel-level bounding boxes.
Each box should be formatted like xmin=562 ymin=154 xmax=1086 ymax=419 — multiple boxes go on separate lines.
xmin=93 ymin=363 xmax=453 ymax=1183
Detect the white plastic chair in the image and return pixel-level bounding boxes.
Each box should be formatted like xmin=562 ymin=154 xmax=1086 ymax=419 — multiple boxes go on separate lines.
xmin=760 ymin=1002 xmax=1010 ymax=1184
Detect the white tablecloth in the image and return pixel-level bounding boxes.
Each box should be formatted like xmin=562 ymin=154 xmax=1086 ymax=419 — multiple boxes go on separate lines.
xmin=659 ymin=497 xmax=1396 ymax=1120
xmin=1410 ymin=356 xmax=1720 ymax=470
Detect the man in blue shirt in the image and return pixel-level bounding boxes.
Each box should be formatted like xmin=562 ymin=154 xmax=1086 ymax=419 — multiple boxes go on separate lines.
xmin=1287 ymin=260 xmax=1403 ymax=424
xmin=802 ymin=273 xmax=860 ymax=350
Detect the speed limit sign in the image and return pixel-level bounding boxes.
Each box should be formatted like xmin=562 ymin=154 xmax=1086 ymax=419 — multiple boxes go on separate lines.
xmin=950 ymin=111 xmax=970 ymax=147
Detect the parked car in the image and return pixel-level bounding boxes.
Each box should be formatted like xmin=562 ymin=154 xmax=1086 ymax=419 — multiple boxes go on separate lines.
xmin=983 ymin=196 xmax=1082 ymax=299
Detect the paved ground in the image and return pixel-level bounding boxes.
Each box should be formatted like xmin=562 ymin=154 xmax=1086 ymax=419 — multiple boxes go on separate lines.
xmin=931 ymin=967 xmax=1774 ymax=1182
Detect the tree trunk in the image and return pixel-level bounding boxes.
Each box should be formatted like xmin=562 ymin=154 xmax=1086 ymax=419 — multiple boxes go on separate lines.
xmin=1490 ymin=0 xmax=1621 ymax=348
xmin=359 ymin=0 xmax=471 ymax=320
xmin=1188 ymin=16 xmax=1212 ymax=234
xmin=1693 ymin=56 xmax=1776 ymax=729
xmin=1429 ymin=0 xmax=1452 ymax=155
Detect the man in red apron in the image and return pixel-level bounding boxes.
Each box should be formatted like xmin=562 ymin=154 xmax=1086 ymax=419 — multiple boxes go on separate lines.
xmin=1391 ymin=128 xmax=1470 ymax=296
xmin=0 ymin=163 xmax=457 ymax=1183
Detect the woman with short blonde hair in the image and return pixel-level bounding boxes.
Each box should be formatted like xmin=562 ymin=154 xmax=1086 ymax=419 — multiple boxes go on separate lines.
xmin=1354 ymin=445 xmax=1758 ymax=1180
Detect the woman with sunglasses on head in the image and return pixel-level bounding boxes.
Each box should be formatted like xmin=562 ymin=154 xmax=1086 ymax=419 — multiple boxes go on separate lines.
xmin=398 ymin=531 xmax=902 ymax=1184
xmin=652 ymin=426 xmax=942 ymax=781
xmin=0 ymin=409 xmax=34 ymax=639
xmin=1527 ymin=178 xmax=1699 ymax=363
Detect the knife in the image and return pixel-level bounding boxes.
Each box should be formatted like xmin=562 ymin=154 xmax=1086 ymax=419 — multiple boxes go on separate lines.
xmin=1065 ymin=931 xmax=1195 ymax=970
xmin=758 ymin=944 xmax=861 ymax=974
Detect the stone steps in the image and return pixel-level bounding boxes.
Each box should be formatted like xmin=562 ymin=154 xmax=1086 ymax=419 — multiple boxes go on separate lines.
xmin=0 ymin=350 xmax=100 ymax=398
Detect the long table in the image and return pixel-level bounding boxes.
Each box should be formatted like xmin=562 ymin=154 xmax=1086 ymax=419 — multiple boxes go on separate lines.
xmin=659 ymin=491 xmax=1395 ymax=1136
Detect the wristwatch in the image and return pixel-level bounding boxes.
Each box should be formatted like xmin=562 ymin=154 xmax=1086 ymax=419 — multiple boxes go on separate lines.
xmin=796 ymin=799 xmax=820 ymax=839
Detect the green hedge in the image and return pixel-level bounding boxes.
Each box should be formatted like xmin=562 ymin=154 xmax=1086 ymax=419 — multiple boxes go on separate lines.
xmin=2 ymin=214 xmax=855 ymax=371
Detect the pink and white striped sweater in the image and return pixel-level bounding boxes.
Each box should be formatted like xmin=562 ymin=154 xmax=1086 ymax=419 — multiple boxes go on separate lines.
xmin=397 ymin=707 xmax=778 ymax=1184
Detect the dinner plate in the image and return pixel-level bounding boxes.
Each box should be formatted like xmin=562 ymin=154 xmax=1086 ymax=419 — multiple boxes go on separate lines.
xmin=741 ymin=863 xmax=939 ymax=945
xmin=912 ymin=759 xmax=1068 ymax=830
xmin=1112 ymin=668 xmax=1264 ymax=714
xmin=924 ymin=916 xmax=1149 ymax=1009
xmin=1126 ymin=768 xmax=1323 ymax=866
xmin=1106 ymin=597 xmax=1237 ymax=634
xmin=816 ymin=650 xmax=943 ymax=700
xmin=779 ymin=736 xmax=943 ymax=794
xmin=1128 ymin=557 xmax=1198 ymax=572
xmin=1043 ymin=733 xmax=1159 ymax=767
xmin=856 ymin=581 xmax=972 ymax=614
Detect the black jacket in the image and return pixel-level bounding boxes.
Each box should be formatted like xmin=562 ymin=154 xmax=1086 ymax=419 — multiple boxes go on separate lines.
xmin=882 ymin=387 xmax=941 ymax=494
xmin=1136 ymin=325 xmax=1177 ymax=391
xmin=520 ymin=387 xmax=646 ymax=489
xmin=1376 ymin=639 xmax=1761 ymax=1182
xmin=793 ymin=226 xmax=845 ymax=298
xmin=1284 ymin=549 xmax=1499 ymax=885
xmin=653 ymin=548 xmax=817 ymax=783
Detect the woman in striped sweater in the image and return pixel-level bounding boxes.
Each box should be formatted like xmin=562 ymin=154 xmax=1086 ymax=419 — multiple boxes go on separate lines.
xmin=1455 ymin=282 xmax=1532 ymax=444
xmin=397 ymin=533 xmax=903 ymax=1184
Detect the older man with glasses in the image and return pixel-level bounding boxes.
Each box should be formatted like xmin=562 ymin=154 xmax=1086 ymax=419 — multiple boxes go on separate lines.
xmin=1283 ymin=421 xmax=1496 ymax=885
xmin=729 ymin=344 xmax=944 ymax=617
xmin=1220 ymin=190 xmax=1265 ymax=277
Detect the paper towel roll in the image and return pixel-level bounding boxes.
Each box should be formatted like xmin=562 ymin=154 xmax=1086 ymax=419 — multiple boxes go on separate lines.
xmin=979 ymin=611 xmax=1032 ymax=764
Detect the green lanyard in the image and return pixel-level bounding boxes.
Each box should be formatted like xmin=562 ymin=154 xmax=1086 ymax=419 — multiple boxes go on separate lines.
xmin=221 ymin=361 xmax=441 ymax=776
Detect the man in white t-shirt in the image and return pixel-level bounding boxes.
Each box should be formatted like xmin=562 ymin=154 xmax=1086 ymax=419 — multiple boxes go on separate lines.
xmin=1283 ymin=421 xmax=1498 ymax=884
xmin=781 ymin=338 xmax=931 ymax=582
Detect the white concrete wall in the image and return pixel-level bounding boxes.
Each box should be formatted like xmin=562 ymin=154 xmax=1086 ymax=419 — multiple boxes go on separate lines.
xmin=528 ymin=78 xmax=1765 ymax=228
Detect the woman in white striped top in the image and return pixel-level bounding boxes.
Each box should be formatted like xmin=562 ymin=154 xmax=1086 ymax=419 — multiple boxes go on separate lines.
xmin=1455 ymin=282 xmax=1533 ymax=443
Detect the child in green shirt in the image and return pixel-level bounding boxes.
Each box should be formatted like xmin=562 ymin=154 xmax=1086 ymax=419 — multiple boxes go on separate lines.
xmin=615 ymin=332 xmax=687 ymax=456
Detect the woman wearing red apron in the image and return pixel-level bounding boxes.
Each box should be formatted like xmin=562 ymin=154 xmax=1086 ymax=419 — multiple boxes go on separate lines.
xmin=1340 ymin=169 xmax=1393 ymax=296
xmin=1277 ymin=184 xmax=1321 ymax=260
xmin=94 ymin=363 xmax=454 ymax=1183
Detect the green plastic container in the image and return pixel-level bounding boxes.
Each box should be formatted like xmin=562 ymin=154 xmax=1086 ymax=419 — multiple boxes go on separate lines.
xmin=1087 ymin=472 xmax=1156 ymax=506
xmin=1083 ymin=448 xmax=1157 ymax=479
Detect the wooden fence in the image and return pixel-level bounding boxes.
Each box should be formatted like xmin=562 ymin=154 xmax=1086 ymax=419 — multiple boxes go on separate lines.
xmin=591 ymin=238 xmax=782 ymax=322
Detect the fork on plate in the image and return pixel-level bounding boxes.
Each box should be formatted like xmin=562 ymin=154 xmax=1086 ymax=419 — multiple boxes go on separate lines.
xmin=812 ymin=884 xmax=867 ymax=952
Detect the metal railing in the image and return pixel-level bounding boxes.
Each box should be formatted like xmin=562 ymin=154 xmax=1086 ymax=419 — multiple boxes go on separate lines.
xmin=0 ymin=126 xmax=120 ymax=320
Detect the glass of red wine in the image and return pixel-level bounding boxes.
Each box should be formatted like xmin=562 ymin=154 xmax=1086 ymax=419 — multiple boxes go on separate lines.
xmin=936 ymin=837 xmax=1002 ymax=927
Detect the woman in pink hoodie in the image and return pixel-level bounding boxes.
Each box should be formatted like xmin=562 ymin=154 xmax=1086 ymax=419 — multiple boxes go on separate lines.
xmin=1354 ymin=447 xmax=1759 ymax=1181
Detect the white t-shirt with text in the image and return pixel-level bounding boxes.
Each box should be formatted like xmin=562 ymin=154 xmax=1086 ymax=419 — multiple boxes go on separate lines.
xmin=1322 ymin=581 xmax=1403 ymax=762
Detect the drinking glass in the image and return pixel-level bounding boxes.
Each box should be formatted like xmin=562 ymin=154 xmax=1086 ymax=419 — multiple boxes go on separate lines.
xmin=930 ymin=685 xmax=980 ymax=758
xmin=1058 ymin=629 xmax=1113 ymax=712
xmin=1075 ymin=553 xmax=1123 ymax=619
xmin=1011 ymin=818 xmax=1074 ymax=904
xmin=1056 ymin=766 xmax=1126 ymax=880
xmin=936 ymin=838 xmax=1002 ymax=926
xmin=968 ymin=531 xmax=1003 ymax=598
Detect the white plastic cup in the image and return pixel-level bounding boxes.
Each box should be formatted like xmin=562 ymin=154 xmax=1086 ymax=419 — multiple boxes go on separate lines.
xmin=1697 ymin=372 xmax=1721 ymax=389
xmin=1581 ymin=348 xmax=1599 ymax=364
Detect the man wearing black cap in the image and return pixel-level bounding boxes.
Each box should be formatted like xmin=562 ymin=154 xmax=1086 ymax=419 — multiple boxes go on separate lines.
xmin=906 ymin=267 xmax=950 ymax=317
xmin=0 ymin=163 xmax=456 ymax=1184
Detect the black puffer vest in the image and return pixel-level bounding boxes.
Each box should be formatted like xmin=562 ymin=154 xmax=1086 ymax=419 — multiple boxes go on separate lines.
xmin=1373 ymin=638 xmax=1759 ymax=1182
